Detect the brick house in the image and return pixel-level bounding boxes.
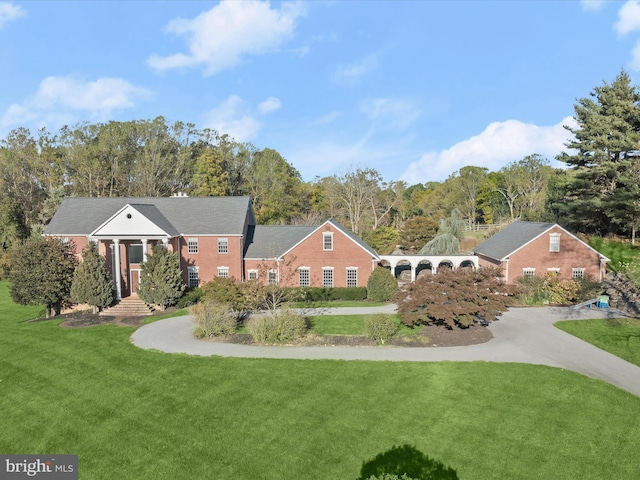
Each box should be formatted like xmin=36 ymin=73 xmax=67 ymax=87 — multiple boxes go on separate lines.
xmin=44 ymin=196 xmax=380 ymax=299
xmin=473 ymin=221 xmax=609 ymax=284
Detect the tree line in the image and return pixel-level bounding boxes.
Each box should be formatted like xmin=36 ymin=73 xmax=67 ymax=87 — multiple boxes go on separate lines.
xmin=2 ymin=70 xmax=639 ymax=272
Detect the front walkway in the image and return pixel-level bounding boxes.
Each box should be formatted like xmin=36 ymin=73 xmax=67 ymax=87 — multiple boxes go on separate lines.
xmin=130 ymin=305 xmax=640 ymax=397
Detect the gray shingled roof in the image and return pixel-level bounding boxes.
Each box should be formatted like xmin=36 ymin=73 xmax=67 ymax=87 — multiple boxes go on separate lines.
xmin=473 ymin=221 xmax=556 ymax=261
xmin=44 ymin=196 xmax=253 ymax=236
xmin=243 ymin=219 xmax=379 ymax=259
xmin=244 ymin=225 xmax=317 ymax=258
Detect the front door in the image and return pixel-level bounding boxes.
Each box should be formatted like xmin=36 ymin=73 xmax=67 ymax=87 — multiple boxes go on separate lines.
xmin=130 ymin=268 xmax=141 ymax=294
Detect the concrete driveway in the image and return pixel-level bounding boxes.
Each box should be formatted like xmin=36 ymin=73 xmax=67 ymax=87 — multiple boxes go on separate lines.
xmin=131 ymin=305 xmax=640 ymax=397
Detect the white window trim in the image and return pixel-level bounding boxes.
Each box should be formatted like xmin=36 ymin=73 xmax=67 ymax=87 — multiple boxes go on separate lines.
xmin=217 ymin=266 xmax=229 ymax=278
xmin=572 ymin=268 xmax=585 ymax=280
xmin=187 ymin=266 xmax=199 ymax=288
xmin=547 ymin=267 xmax=560 ymax=274
xmin=187 ymin=237 xmax=198 ymax=254
xmin=523 ymin=268 xmax=535 ymax=279
xmin=323 ymin=232 xmax=333 ymax=251
xmin=549 ymin=233 xmax=561 ymax=253
xmin=248 ymin=269 xmax=258 ymax=281
xmin=268 ymin=269 xmax=278 ymax=285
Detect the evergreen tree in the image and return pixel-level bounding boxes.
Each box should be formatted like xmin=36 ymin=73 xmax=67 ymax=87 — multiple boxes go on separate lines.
xmin=557 ymin=70 xmax=640 ymax=237
xmin=10 ymin=237 xmax=77 ymax=317
xmin=137 ymin=243 xmax=185 ymax=310
xmin=70 ymin=242 xmax=114 ymax=313
xmin=367 ymin=266 xmax=398 ymax=302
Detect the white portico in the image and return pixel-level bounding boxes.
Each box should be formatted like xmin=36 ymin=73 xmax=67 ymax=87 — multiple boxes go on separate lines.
xmin=89 ymin=204 xmax=177 ymax=300
xmin=379 ymin=254 xmax=479 ymax=282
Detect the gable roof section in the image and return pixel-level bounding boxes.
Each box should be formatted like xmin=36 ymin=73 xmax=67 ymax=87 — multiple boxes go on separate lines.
xmin=244 ymin=225 xmax=317 ymax=259
xmin=90 ymin=204 xmax=179 ymax=238
xmin=44 ymin=196 xmax=253 ymax=236
xmin=473 ymin=221 xmax=609 ymax=262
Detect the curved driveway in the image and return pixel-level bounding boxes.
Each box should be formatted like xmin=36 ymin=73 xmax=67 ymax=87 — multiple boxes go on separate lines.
xmin=131 ymin=305 xmax=640 ymax=397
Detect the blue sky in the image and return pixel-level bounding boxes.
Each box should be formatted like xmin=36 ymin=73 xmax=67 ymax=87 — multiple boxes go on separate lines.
xmin=1 ymin=0 xmax=639 ymax=185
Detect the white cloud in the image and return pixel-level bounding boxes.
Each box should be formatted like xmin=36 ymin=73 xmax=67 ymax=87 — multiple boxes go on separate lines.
xmin=581 ymin=0 xmax=607 ymax=12
xmin=203 ymin=94 xmax=280 ymax=141
xmin=615 ymin=0 xmax=640 ymax=35
xmin=0 ymin=2 xmax=25 ymax=29
xmin=399 ymin=117 xmax=575 ymax=185
xmin=147 ymin=0 xmax=306 ymax=76
xmin=257 ymin=96 xmax=282 ymax=114
xmin=1 ymin=75 xmax=152 ymax=129
xmin=334 ymin=53 xmax=379 ymax=83
xmin=360 ymin=98 xmax=421 ymax=131
xmin=308 ymin=111 xmax=341 ymax=126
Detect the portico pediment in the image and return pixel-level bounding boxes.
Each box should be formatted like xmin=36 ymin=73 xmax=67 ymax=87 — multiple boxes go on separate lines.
xmin=90 ymin=204 xmax=177 ymax=239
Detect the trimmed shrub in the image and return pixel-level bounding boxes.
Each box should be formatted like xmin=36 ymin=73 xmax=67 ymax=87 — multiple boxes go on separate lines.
xmin=192 ymin=301 xmax=237 ymax=338
xmin=245 ymin=308 xmax=307 ymax=344
xmin=366 ymin=475 xmax=416 ymax=480
xmin=175 ymin=287 xmax=204 ymax=308
xmin=364 ymin=314 xmax=399 ymax=345
xmin=367 ymin=267 xmax=398 ymax=302
xmin=294 ymin=287 xmax=367 ymax=302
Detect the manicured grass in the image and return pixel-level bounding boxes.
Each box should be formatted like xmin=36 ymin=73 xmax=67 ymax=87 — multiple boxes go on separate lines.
xmin=1 ymin=285 xmax=640 ymax=479
xmin=0 ymin=280 xmax=45 ymax=321
xmin=143 ymin=308 xmax=189 ymax=324
xmin=308 ymin=314 xmax=423 ymax=336
xmin=290 ymin=300 xmax=389 ymax=308
xmin=556 ymin=317 xmax=640 ymax=367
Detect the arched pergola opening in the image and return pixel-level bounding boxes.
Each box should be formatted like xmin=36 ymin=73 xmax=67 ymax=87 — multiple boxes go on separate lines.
xmin=394 ymin=260 xmax=412 ymax=281
xmin=415 ymin=261 xmax=434 ymax=280
xmin=437 ymin=261 xmax=454 ymax=271
xmin=459 ymin=260 xmax=476 ymax=270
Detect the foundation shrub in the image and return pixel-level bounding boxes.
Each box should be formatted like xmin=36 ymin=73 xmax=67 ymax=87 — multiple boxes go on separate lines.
xmin=364 ymin=314 xmax=399 ymax=345
xmin=191 ymin=301 xmax=237 ymax=338
xmin=367 ymin=267 xmax=398 ymax=302
xmin=175 ymin=287 xmax=203 ymax=308
xmin=294 ymin=287 xmax=367 ymax=302
xmin=245 ymin=308 xmax=308 ymax=344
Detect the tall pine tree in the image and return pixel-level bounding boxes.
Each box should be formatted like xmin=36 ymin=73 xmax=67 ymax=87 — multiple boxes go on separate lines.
xmin=71 ymin=242 xmax=114 ymax=313
xmin=557 ymin=70 xmax=640 ymax=237
xmin=137 ymin=243 xmax=185 ymax=310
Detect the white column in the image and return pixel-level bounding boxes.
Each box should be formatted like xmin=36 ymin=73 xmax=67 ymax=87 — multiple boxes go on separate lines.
xmin=142 ymin=238 xmax=148 ymax=263
xmin=411 ymin=261 xmax=416 ymax=282
xmin=113 ymin=239 xmax=122 ymax=301
xmin=162 ymin=238 xmax=169 ymax=249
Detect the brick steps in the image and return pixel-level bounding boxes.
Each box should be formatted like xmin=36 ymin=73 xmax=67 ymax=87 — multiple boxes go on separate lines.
xmin=100 ymin=297 xmax=154 ymax=317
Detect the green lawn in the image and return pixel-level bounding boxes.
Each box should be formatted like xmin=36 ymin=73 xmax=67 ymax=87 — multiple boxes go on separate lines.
xmin=290 ymin=300 xmax=389 ymax=308
xmin=308 ymin=314 xmax=423 ymax=336
xmin=556 ymin=317 xmax=640 ymax=367
xmin=2 ymin=281 xmax=640 ymax=479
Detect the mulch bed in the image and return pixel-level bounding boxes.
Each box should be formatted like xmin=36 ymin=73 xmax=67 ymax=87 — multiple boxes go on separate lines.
xmin=44 ymin=309 xmax=494 ymax=348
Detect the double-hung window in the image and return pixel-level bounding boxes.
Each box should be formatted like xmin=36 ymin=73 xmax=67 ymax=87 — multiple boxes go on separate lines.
xmin=322 ymin=268 xmax=334 ymax=288
xmin=218 ymin=238 xmax=228 ymax=254
xmin=549 ymin=233 xmax=560 ymax=252
xmin=248 ymin=270 xmax=258 ymax=281
xmin=268 ymin=270 xmax=278 ymax=285
xmin=299 ymin=267 xmax=310 ymax=287
xmin=188 ymin=266 xmax=199 ymax=288
xmin=323 ymin=232 xmax=333 ymax=251
xmin=346 ymin=267 xmax=358 ymax=287
xmin=188 ymin=238 xmax=198 ymax=254
xmin=572 ymin=268 xmax=585 ymax=280
xmin=218 ymin=267 xmax=229 ymax=278
xmin=523 ymin=268 xmax=535 ymax=280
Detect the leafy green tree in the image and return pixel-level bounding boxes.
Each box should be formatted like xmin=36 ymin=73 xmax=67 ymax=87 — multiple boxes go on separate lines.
xmin=367 ymin=266 xmax=398 ymax=302
xmin=397 ymin=267 xmax=517 ymax=329
xmin=70 ymin=242 xmax=114 ymax=314
xmin=0 ymin=197 xmax=29 ymax=252
xmin=398 ymin=216 xmax=439 ymax=253
xmin=137 ymin=243 xmax=185 ymax=310
xmin=191 ymin=148 xmax=229 ymax=196
xmin=446 ymin=166 xmax=489 ymax=226
xmin=557 ymin=70 xmax=640 ymax=237
xmin=362 ymin=226 xmax=399 ymax=255
xmin=10 ymin=237 xmax=77 ymax=317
